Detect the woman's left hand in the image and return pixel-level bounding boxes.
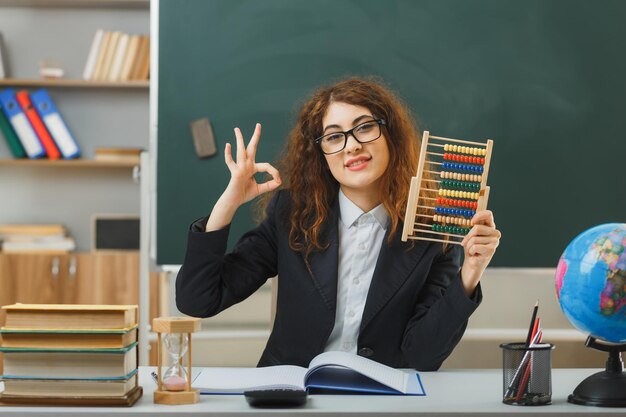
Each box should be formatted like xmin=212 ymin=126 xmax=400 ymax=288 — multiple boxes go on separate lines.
xmin=460 ymin=210 xmax=501 ymax=295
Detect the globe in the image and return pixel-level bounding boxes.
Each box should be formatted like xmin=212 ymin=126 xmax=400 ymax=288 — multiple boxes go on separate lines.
xmin=555 ymin=223 xmax=626 ymax=343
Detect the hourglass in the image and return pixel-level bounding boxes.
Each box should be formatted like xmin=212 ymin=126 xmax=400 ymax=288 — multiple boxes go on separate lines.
xmin=152 ymin=317 xmax=201 ymax=405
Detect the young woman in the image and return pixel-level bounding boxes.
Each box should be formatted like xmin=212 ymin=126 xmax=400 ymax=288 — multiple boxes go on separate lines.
xmin=176 ymin=77 xmax=501 ymax=370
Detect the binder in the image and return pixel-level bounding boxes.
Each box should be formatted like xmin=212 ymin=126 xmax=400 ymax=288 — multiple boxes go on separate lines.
xmin=30 ymin=89 xmax=80 ymax=159
xmin=0 ymin=89 xmax=45 ymax=159
xmin=16 ymin=90 xmax=61 ymax=160
xmin=0 ymin=101 xmax=26 ymax=158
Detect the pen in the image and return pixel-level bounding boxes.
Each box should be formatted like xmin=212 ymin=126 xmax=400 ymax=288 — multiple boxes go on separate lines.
xmin=525 ymin=300 xmax=539 ymax=346
xmin=151 ymin=371 xmax=158 ymax=384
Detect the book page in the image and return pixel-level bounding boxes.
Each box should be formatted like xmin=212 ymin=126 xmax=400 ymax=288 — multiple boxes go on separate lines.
xmin=192 ymin=365 xmax=306 ymax=394
xmin=306 ymin=351 xmax=422 ymax=395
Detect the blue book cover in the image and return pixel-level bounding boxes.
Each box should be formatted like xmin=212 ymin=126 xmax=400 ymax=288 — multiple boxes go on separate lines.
xmin=0 ymin=88 xmax=45 ymax=158
xmin=30 ymin=89 xmax=80 ymax=159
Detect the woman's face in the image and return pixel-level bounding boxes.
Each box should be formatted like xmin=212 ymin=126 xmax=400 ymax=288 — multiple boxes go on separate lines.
xmin=320 ymin=102 xmax=390 ymax=198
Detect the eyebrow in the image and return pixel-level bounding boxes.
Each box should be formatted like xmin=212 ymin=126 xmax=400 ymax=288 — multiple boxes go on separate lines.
xmin=322 ymin=114 xmax=375 ymax=133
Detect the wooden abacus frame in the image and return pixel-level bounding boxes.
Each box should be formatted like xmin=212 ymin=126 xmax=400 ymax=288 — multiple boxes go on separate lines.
xmin=401 ymin=131 xmax=493 ymax=245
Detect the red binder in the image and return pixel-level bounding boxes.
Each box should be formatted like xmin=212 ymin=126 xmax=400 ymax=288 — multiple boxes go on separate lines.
xmin=16 ymin=90 xmax=61 ymax=159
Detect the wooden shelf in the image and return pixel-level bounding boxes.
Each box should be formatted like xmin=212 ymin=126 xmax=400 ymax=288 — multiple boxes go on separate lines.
xmin=0 ymin=159 xmax=140 ymax=168
xmin=0 ymin=0 xmax=149 ymax=8
xmin=0 ymin=79 xmax=149 ymax=89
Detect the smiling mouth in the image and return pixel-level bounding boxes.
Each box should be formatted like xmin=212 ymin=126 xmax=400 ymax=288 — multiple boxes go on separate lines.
xmin=346 ymin=157 xmax=371 ymax=168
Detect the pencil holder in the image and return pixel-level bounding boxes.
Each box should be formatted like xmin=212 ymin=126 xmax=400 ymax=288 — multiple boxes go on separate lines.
xmin=500 ymin=342 xmax=554 ymax=406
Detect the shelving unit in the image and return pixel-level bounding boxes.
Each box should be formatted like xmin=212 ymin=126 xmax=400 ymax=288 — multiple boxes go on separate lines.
xmin=0 ymin=0 xmax=149 ymax=250
xmin=0 ymin=0 xmax=153 ymax=372
xmin=0 ymin=79 xmax=149 ymax=88
xmin=0 ymin=0 xmax=149 ymax=8
xmin=0 ymin=159 xmax=140 ymax=168
xmin=0 ymin=0 xmax=151 ymax=339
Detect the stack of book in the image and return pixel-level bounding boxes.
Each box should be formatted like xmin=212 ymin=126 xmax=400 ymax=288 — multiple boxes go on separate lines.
xmin=83 ymin=30 xmax=150 ymax=82
xmin=0 ymin=224 xmax=75 ymax=254
xmin=0 ymin=304 xmax=142 ymax=406
xmin=0 ymin=88 xmax=80 ymax=160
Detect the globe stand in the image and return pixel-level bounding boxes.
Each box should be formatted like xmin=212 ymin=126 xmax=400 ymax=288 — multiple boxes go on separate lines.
xmin=568 ymin=336 xmax=626 ymax=407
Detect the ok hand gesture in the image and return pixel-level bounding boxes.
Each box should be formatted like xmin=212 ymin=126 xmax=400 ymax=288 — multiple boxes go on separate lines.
xmin=205 ymin=123 xmax=281 ymax=232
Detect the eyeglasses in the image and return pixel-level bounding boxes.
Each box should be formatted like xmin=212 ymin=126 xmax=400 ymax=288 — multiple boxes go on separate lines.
xmin=314 ymin=119 xmax=386 ymax=155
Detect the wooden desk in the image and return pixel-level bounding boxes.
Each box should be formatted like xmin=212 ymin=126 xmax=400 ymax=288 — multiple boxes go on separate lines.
xmin=0 ymin=367 xmax=624 ymax=416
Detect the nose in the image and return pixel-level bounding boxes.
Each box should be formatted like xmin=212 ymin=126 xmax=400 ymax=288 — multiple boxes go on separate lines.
xmin=344 ymin=133 xmax=362 ymax=153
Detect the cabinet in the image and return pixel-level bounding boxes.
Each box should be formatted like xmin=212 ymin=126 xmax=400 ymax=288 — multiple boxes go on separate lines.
xmin=0 ymin=251 xmax=139 ymax=305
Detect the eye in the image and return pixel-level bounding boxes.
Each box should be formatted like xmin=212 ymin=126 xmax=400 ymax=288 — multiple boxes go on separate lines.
xmin=323 ymin=133 xmax=344 ymax=143
xmin=355 ymin=121 xmax=376 ymax=133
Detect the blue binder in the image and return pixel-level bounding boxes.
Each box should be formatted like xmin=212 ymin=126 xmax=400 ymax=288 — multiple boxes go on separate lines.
xmin=30 ymin=89 xmax=80 ymax=159
xmin=0 ymin=88 xmax=45 ymax=159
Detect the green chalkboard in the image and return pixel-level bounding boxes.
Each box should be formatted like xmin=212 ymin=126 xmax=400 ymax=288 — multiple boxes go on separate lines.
xmin=157 ymin=0 xmax=626 ymax=267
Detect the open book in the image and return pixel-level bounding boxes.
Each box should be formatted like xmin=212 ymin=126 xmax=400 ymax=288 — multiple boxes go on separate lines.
xmin=192 ymin=351 xmax=425 ymax=395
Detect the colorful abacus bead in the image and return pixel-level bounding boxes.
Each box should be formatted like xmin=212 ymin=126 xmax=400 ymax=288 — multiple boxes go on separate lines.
xmin=443 ymin=144 xmax=486 ymax=156
xmin=443 ymin=153 xmax=486 ymax=165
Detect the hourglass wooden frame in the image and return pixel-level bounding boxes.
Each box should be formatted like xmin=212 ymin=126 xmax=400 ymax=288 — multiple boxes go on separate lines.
xmin=402 ymin=131 xmax=493 ymax=245
xmin=152 ymin=317 xmax=201 ymax=405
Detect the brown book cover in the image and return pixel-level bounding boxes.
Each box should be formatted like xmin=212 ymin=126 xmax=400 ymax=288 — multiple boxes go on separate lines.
xmin=0 ymin=385 xmax=142 ymax=407
xmin=1 ymin=304 xmax=137 ymax=330
xmin=2 ymin=374 xmax=137 ymax=398
xmin=108 ymin=33 xmax=129 ymax=82
xmin=130 ymin=35 xmax=149 ymax=80
xmin=0 ymin=327 xmax=137 ymax=349
xmin=0 ymin=224 xmax=66 ymax=237
xmin=119 ymin=35 xmax=141 ymax=81
xmin=98 ymin=31 xmax=121 ymax=81
xmin=1 ymin=343 xmax=137 ymax=379
xmin=138 ymin=35 xmax=150 ymax=80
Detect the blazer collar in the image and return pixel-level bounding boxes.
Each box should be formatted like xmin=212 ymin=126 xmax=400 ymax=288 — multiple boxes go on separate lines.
xmin=306 ymin=199 xmax=340 ymax=313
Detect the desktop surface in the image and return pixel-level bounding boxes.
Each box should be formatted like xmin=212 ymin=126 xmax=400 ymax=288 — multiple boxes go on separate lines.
xmin=0 ymin=367 xmax=624 ymax=416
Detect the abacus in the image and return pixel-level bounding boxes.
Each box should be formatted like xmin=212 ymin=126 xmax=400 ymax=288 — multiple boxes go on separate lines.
xmin=401 ymin=131 xmax=493 ymax=244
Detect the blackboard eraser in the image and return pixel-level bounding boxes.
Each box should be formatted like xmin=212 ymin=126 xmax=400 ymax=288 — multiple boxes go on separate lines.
xmin=190 ymin=118 xmax=217 ymax=158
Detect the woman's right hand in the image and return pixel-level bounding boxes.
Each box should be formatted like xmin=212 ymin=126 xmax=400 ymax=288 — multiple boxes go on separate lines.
xmin=223 ymin=122 xmax=281 ymax=206
xmin=205 ymin=123 xmax=281 ymax=232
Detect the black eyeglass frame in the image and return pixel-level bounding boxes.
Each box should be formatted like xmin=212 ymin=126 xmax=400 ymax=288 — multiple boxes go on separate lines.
xmin=314 ymin=119 xmax=387 ymax=155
